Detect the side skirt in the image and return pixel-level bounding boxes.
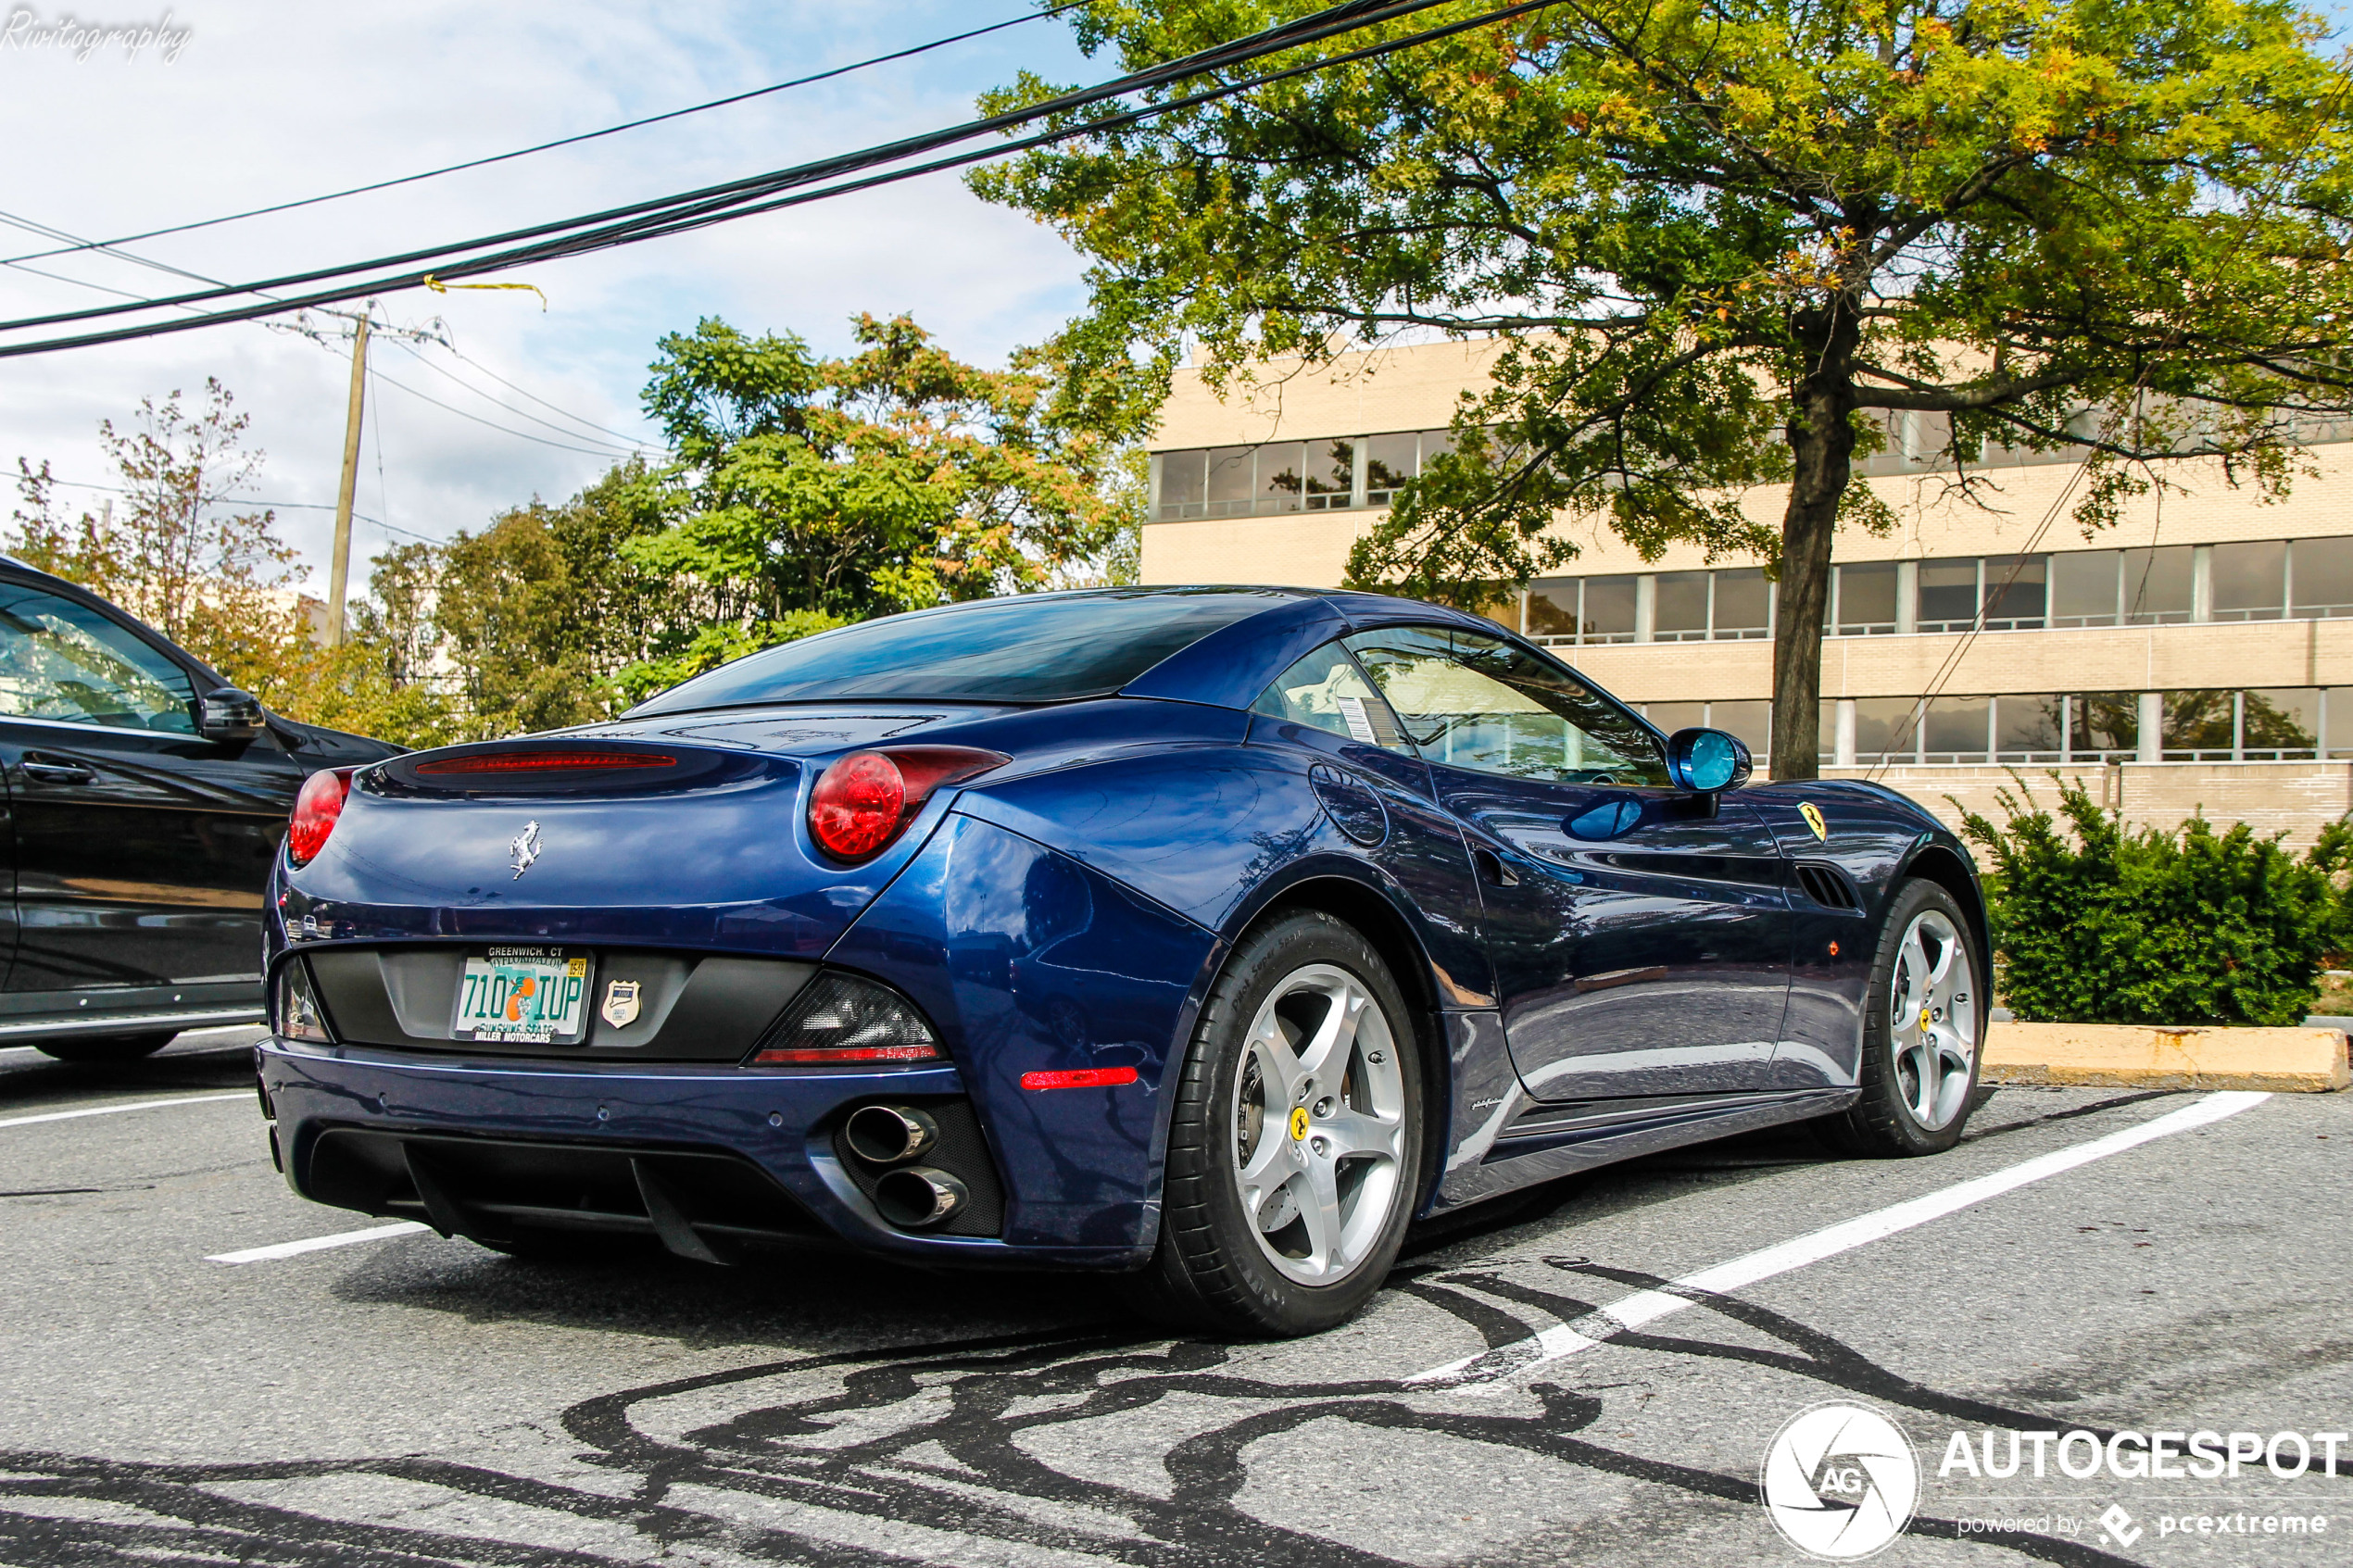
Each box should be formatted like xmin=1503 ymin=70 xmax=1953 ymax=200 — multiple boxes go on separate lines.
xmin=1429 ymin=1085 xmax=1857 ymax=1212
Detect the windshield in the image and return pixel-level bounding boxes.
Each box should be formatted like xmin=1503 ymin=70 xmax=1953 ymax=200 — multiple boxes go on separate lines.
xmin=630 ymin=590 xmax=1291 ymax=713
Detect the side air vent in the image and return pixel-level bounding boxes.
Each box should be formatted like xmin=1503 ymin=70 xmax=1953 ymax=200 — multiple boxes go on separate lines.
xmin=1793 ymin=862 xmax=1862 ymax=912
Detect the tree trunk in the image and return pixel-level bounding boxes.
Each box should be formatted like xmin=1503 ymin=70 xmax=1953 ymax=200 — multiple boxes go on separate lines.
xmin=1768 ymin=305 xmax=1861 ymax=782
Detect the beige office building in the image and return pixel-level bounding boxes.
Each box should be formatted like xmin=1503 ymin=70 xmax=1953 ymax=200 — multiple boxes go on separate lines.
xmin=1140 ymin=338 xmax=2353 ymax=844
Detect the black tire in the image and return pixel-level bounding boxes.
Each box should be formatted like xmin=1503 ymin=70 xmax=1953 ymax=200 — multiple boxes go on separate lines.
xmin=1126 ymin=909 xmax=1425 ymax=1337
xmin=1817 ymin=878 xmax=1985 ymax=1158
xmin=35 ymin=1031 xmax=178 ymax=1063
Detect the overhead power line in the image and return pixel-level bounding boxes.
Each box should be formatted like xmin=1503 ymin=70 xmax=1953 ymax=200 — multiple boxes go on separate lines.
xmin=0 ymin=0 xmax=1560 ymax=358
xmin=0 ymin=2 xmax=1088 ymax=270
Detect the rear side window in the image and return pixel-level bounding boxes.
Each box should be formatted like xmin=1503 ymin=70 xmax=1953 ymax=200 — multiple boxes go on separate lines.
xmin=1250 ymin=642 xmax=1414 ymax=752
xmin=0 ymin=583 xmax=196 ymax=734
xmin=1342 ymin=624 xmax=1667 ymax=785
xmin=632 ymin=590 xmax=1290 ymax=712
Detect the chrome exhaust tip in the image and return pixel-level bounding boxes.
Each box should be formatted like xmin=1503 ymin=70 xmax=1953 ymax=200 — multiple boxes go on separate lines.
xmin=874 ymin=1166 xmax=968 ymax=1229
xmin=843 ymin=1104 xmax=939 ymax=1166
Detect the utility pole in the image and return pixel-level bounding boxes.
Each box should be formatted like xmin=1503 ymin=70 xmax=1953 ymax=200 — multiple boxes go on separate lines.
xmin=325 ymin=313 xmax=370 ymax=647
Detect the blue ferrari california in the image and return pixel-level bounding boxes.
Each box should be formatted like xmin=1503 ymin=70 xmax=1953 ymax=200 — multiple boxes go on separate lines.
xmin=258 ymin=586 xmax=1989 ymax=1335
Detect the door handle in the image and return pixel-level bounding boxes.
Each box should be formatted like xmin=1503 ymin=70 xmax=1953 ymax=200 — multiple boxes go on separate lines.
xmin=20 ymin=759 xmax=96 ymax=785
xmin=1472 ymin=847 xmax=1520 ymax=887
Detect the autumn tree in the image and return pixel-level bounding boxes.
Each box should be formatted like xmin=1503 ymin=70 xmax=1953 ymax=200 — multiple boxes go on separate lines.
xmin=975 ymin=0 xmax=2353 ymax=775
xmin=8 ymin=382 xmax=459 ymax=748
xmin=10 ymin=378 xmax=302 ymax=674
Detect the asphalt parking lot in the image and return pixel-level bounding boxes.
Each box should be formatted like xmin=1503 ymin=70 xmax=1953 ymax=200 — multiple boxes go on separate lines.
xmin=1 ymin=1030 xmax=2346 ymax=1567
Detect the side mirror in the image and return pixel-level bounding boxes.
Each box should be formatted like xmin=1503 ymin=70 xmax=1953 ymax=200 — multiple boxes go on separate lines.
xmin=1666 ymin=727 xmax=1751 ymax=794
xmin=198 ymin=687 xmax=266 ymax=743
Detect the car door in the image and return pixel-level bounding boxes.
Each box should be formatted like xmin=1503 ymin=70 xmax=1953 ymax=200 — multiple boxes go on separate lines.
xmin=1344 ymin=623 xmax=1793 ymax=1100
xmin=0 ymin=580 xmax=302 ymax=998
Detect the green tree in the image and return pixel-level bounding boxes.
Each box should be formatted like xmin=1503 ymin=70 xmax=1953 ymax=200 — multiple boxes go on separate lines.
xmin=975 ymin=0 xmax=2353 ymax=775
xmin=622 ymin=312 xmax=1146 ymax=686
xmin=435 ymin=459 xmax=685 ymax=736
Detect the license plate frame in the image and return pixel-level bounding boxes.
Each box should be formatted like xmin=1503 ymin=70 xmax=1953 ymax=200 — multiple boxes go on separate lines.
xmin=450 ymin=946 xmax=592 ymax=1045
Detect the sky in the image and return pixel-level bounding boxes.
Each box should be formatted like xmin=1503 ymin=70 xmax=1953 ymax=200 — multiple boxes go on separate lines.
xmin=0 ymin=1 xmax=1104 ymax=594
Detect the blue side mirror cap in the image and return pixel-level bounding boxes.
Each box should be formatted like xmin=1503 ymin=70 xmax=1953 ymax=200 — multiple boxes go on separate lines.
xmin=1666 ymin=727 xmax=1751 ymax=794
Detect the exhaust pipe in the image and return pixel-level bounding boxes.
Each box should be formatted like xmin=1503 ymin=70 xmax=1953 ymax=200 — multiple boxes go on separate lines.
xmin=874 ymin=1166 xmax=968 ymax=1229
xmin=844 ymin=1104 xmax=939 ymax=1166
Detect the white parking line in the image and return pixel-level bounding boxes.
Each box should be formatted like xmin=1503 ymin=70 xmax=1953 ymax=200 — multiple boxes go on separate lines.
xmin=208 ymin=1222 xmax=431 ymax=1265
xmin=0 ymin=1092 xmax=249 ymax=1130
xmin=1412 ymin=1089 xmax=2270 ymax=1386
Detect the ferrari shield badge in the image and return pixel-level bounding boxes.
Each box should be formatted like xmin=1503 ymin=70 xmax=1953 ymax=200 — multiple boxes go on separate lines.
xmin=1799 ymin=801 xmax=1828 ymax=842
xmin=601 ymin=979 xmax=642 ymax=1029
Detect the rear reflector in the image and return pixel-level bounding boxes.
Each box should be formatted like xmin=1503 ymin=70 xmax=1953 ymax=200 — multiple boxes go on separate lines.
xmin=415 ymin=751 xmax=676 ymax=774
xmin=1020 ymin=1067 xmax=1139 ymax=1091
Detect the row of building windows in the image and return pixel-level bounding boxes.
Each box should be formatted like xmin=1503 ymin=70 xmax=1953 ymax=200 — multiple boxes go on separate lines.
xmin=1526 ymin=536 xmax=2353 ymax=645
xmin=1850 ymin=408 xmax=2353 ymax=479
xmin=1151 ymin=430 xmax=1456 ymax=520
xmin=1637 ymin=688 xmax=2347 ymax=765
xmin=1153 ymin=411 xmax=2353 ymax=521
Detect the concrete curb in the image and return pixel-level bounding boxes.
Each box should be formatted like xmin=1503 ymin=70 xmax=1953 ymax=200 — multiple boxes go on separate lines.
xmin=1982 ymin=1022 xmax=2351 ymax=1093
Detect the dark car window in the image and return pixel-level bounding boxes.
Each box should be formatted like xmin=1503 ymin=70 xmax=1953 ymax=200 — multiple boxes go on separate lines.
xmin=0 ymin=583 xmax=196 ymax=734
xmin=631 ymin=590 xmax=1290 ymax=712
xmin=1250 ymin=642 xmax=1415 ymax=753
xmin=1342 ymin=624 xmax=1667 ymax=785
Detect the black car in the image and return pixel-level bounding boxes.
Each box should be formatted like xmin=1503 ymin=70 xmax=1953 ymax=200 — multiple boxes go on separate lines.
xmin=0 ymin=556 xmax=400 ymax=1061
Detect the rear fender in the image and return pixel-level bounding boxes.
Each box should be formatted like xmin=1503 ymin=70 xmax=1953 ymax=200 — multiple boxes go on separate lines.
xmin=823 ymin=812 xmax=1218 ymax=1254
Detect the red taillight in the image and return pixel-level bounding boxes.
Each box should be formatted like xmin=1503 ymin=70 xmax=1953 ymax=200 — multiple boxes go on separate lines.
xmin=287 ymin=768 xmax=354 ymax=867
xmin=807 ymin=746 xmax=1008 ymax=863
xmin=414 ymin=750 xmax=675 ymax=774
xmin=1020 ymin=1067 xmax=1140 ymax=1091
xmin=809 ymin=752 xmax=907 ymax=860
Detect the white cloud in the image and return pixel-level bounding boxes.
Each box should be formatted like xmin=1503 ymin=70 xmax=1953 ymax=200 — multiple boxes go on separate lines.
xmin=0 ymin=0 xmax=1097 ymax=593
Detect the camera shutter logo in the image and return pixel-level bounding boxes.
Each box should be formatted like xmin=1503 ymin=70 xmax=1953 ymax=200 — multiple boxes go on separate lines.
xmin=1759 ymin=1403 xmax=1919 ymax=1560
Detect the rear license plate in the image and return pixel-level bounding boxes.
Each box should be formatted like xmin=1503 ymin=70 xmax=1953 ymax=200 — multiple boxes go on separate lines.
xmin=451 ymin=947 xmax=591 ymax=1044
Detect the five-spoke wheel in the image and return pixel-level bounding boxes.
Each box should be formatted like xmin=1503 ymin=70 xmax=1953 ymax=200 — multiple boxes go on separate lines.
xmin=1129 ymin=910 xmax=1424 ymax=1336
xmin=1230 ymin=963 xmax=1407 ymax=1285
xmin=1887 ymin=908 xmax=1976 ymax=1132
xmin=1818 ymin=876 xmax=1986 ymax=1157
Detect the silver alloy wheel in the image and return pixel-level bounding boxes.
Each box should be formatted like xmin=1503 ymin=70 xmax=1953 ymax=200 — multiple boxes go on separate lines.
xmin=1889 ymin=909 xmax=1977 ymax=1131
xmin=1230 ymin=962 xmax=1407 ymax=1285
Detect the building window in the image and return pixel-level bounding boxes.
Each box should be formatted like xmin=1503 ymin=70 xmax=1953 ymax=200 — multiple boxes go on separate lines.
xmin=2244 ymin=687 xmax=2322 ymax=759
xmin=2295 ymin=537 xmax=2353 ymax=618
xmin=1982 ymin=555 xmax=2048 ymax=629
xmin=2050 ymin=550 xmax=2121 ymax=627
xmin=1653 ymin=571 xmax=1711 ymax=641
xmin=1832 ymin=561 xmax=1899 ymax=634
xmin=1713 ymin=568 xmax=1773 ymax=638
xmin=2211 ymin=541 xmax=2286 ymax=621
xmin=1853 ymin=697 xmax=1922 ymax=764
xmin=1365 ymin=429 xmax=1453 ymax=507
xmin=1708 ymin=699 xmax=1771 ymax=757
xmin=2123 ymin=546 xmax=2195 ymax=623
xmin=1916 ymin=561 xmax=1982 ymax=633
xmin=2069 ymin=693 xmax=2140 ymax=759
xmin=1995 ymin=694 xmax=2064 ymax=760
xmin=1920 ymin=695 xmax=1992 ymax=761
xmin=1638 ymin=700 xmax=1771 ymax=759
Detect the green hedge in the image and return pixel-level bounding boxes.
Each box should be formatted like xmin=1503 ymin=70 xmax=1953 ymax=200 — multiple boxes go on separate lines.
xmin=1957 ymin=776 xmax=2352 ymax=1026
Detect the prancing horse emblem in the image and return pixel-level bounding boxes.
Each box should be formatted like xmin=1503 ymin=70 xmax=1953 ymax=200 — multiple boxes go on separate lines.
xmin=509 ymin=819 xmax=542 ymax=879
